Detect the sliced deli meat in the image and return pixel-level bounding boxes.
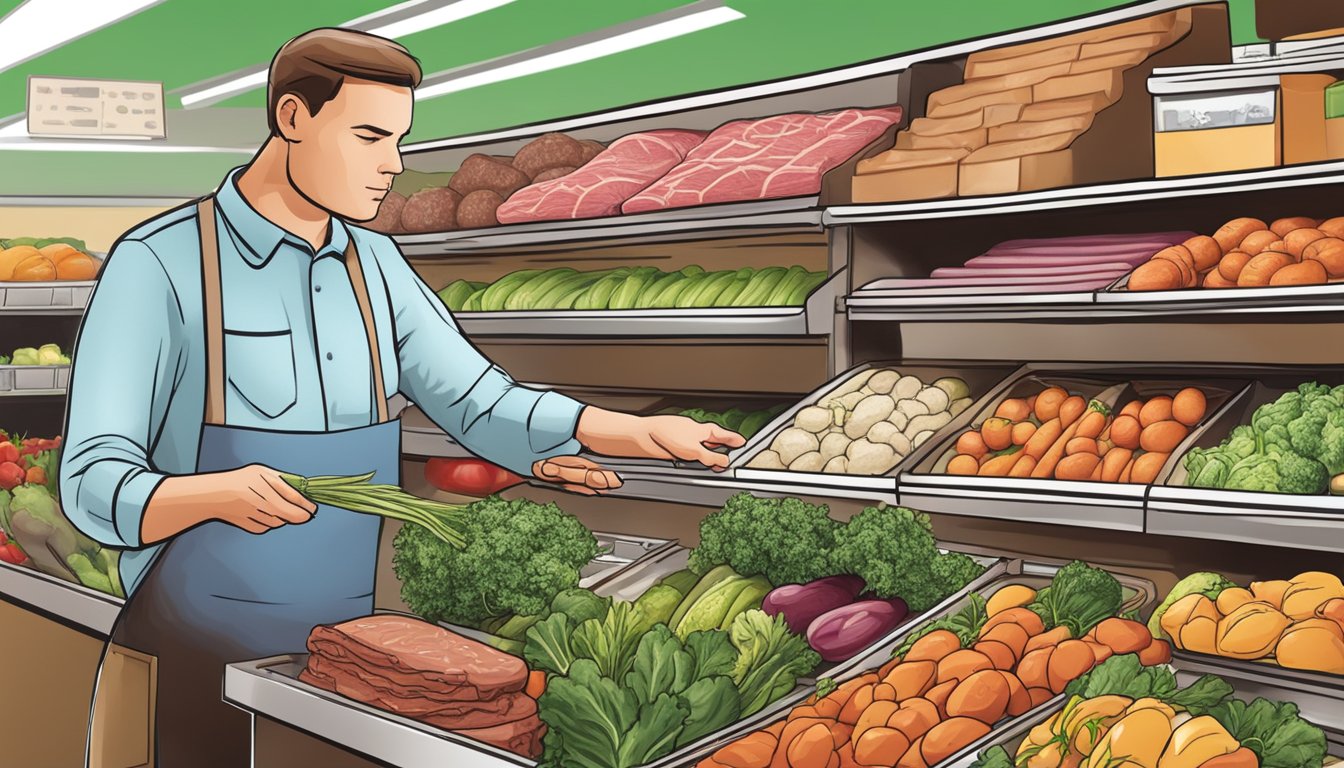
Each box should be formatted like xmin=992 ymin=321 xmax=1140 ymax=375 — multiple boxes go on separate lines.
xmin=623 ymin=107 xmax=903 ymax=213
xmin=307 ymin=615 xmax=528 ymax=699
xmin=496 ymin=129 xmax=707 ymax=223
xmin=300 ymin=659 xmax=537 ymax=726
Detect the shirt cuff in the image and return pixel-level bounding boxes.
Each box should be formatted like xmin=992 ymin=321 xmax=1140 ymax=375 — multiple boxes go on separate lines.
xmin=527 ymin=391 xmax=587 ymax=456
xmin=113 ymin=469 xmax=168 ymax=549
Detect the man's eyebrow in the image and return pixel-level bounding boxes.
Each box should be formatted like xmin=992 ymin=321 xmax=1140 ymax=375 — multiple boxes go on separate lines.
xmin=351 ymin=124 xmax=393 ymax=137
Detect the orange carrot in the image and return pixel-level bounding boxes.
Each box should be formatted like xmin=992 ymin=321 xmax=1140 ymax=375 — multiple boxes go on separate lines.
xmin=1031 ymin=420 xmax=1083 ymax=478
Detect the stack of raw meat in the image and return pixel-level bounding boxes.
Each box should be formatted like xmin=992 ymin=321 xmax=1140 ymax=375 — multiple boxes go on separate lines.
xmin=852 ymin=8 xmax=1196 ymax=200
xmin=299 ymin=615 xmax=545 ymax=758
xmin=860 ymin=232 xmax=1197 ymax=295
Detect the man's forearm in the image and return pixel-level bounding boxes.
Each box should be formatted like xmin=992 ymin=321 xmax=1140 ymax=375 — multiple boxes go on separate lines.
xmin=138 ymin=475 xmax=220 ymax=545
xmin=574 ymin=406 xmax=647 ymax=458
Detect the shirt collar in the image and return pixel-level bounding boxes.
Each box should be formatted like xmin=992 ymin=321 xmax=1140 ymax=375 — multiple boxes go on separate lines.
xmin=214 ymin=166 xmax=350 ymax=268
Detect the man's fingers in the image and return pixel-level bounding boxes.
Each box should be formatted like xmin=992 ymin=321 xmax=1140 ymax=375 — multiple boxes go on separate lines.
xmin=263 ymin=473 xmax=318 ymax=514
xmin=693 ymin=447 xmax=731 ymax=470
xmin=250 ymin=482 xmax=313 ymax=525
xmin=705 ymin=425 xmax=746 ymax=448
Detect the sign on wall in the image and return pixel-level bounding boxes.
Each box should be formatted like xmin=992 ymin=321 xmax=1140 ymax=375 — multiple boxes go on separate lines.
xmin=27 ymin=76 xmax=166 ymax=140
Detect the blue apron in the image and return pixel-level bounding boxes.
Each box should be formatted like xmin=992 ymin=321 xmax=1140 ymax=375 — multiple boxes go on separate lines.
xmin=100 ymin=197 xmax=399 ymax=767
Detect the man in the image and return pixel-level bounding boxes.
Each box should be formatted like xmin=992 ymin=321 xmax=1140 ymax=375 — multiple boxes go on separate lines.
xmin=62 ymin=28 xmax=742 ymax=767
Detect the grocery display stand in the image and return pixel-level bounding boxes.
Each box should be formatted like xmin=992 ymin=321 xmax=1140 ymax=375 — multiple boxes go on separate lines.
xmin=6 ymin=1 xmax=1344 ymax=766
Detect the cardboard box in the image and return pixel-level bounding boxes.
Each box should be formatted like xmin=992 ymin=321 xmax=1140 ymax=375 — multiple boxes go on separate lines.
xmin=852 ymin=163 xmax=960 ymax=202
xmin=1281 ymin=74 xmax=1336 ymax=165
xmin=895 ymin=127 xmax=988 ymax=151
xmin=1328 ymin=117 xmax=1344 ymax=160
xmin=959 ymin=150 xmax=1074 ymax=196
xmin=990 ymin=114 xmax=1095 ymax=143
xmin=926 ymin=86 xmax=1034 ymax=119
xmin=1154 ymin=122 xmax=1281 ymax=177
xmin=856 ymin=147 xmax=969 ymax=175
xmin=965 ymin=45 xmax=1080 ymax=80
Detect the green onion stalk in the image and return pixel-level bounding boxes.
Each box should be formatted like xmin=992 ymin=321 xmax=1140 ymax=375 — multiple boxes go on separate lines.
xmin=280 ymin=472 xmax=468 ymax=548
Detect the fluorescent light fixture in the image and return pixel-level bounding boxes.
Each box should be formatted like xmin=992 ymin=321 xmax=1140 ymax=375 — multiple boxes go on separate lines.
xmin=177 ymin=0 xmax=517 ymax=109
xmin=416 ymin=2 xmax=745 ymax=100
xmin=0 ymin=0 xmax=165 ymax=75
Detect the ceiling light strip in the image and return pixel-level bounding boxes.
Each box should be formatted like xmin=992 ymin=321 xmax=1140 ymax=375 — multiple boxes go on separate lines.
xmin=0 ymin=0 xmax=166 ymax=75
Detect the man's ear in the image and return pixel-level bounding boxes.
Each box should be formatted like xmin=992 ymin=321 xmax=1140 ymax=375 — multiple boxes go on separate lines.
xmin=275 ymin=94 xmax=307 ymax=142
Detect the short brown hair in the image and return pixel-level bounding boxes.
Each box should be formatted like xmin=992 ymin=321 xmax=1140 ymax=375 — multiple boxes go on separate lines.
xmin=267 ymin=28 xmax=422 ymax=135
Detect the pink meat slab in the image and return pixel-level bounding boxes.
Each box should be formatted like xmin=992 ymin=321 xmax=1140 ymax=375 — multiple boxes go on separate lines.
xmin=967 ymin=250 xmax=1157 ymax=267
xmin=930 ymin=262 xmax=1138 ymax=278
xmin=864 ymin=270 xmax=1128 ymax=290
xmin=496 ymin=129 xmax=707 ymax=223
xmin=989 ymin=232 xmax=1197 ymax=251
xmin=622 ymin=107 xmax=902 ymax=213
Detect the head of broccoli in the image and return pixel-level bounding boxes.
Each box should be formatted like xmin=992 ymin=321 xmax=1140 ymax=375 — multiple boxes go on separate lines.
xmin=1029 ymin=560 xmax=1124 ymax=637
xmin=831 ymin=506 xmax=984 ymax=613
xmin=1224 ymin=450 xmax=1328 ymax=495
xmin=1288 ymin=394 xmax=1344 ymax=477
xmin=392 ymin=495 xmax=598 ymax=626
xmin=687 ymin=493 xmax=839 ymax=587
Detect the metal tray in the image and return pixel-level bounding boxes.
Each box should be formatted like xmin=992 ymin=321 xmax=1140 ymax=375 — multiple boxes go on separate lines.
xmin=0 ymin=364 xmax=70 ymax=392
xmin=1174 ymin=651 xmax=1344 ymax=732
xmin=0 ymin=280 xmax=95 ymax=310
xmin=898 ymin=363 xmax=1250 ymax=531
xmin=675 ymin=558 xmax=1157 ymax=767
xmin=941 ymin=661 xmax=1344 ymax=768
xmin=1148 ymin=371 xmax=1344 ymax=553
xmin=730 ymin=361 xmax=1018 ymax=494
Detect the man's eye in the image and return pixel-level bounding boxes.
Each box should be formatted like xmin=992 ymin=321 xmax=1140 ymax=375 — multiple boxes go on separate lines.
xmin=356 ymin=135 xmax=378 ymax=143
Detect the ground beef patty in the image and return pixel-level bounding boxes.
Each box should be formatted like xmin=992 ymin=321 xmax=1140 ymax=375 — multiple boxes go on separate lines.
xmin=448 ymin=154 xmax=530 ymax=198
xmin=456 ymin=190 xmax=505 ymax=229
xmin=399 ymin=187 xmax=461 ymax=232
xmin=513 ymin=133 xmax=587 ymax=179
xmin=366 ymin=190 xmax=407 ymax=233
xmin=530 ymin=166 xmax=578 ymax=184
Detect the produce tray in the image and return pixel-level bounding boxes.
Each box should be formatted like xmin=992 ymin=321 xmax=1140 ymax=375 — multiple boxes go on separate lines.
xmin=0 ymin=364 xmax=70 ymax=392
xmin=0 ymin=559 xmax=122 ymax=637
xmin=1173 ymin=651 xmax=1344 ymax=732
xmin=673 ymin=558 xmax=1157 ymax=767
xmin=939 ymin=660 xmax=1344 ymax=768
xmin=224 ymin=654 xmax=535 ymax=768
xmin=446 ymin=270 xmax=845 ymax=339
xmin=730 ymin=361 xmax=1018 ymax=495
xmin=0 ymin=280 xmax=95 ymax=311
xmin=1148 ymin=371 xmax=1344 ymax=553
xmin=898 ymin=364 xmax=1251 ymax=531
xmin=1099 ymin=269 xmax=1344 ymax=310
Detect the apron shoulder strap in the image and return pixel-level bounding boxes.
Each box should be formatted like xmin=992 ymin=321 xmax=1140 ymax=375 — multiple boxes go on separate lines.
xmin=197 ymin=197 xmax=227 ymax=426
xmin=342 ymin=238 xmax=391 ymax=424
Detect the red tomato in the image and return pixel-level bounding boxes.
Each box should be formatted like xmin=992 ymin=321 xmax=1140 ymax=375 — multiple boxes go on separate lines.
xmin=25 ymin=466 xmax=47 ymax=486
xmin=0 ymin=542 xmax=26 ymax=565
xmin=424 ymin=458 xmax=522 ymax=497
xmin=0 ymin=462 xmax=23 ymax=491
xmin=0 ymin=443 xmax=17 ymax=464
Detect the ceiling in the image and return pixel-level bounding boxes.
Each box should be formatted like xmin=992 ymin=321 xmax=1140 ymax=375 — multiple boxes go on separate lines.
xmin=0 ymin=0 xmax=1261 ymax=197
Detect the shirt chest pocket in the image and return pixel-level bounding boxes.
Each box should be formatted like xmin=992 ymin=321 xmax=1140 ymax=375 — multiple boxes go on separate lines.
xmin=224 ymin=330 xmax=297 ymax=419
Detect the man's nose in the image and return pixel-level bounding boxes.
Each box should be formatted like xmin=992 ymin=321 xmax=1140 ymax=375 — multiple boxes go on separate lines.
xmin=382 ymin=148 xmax=404 ymax=176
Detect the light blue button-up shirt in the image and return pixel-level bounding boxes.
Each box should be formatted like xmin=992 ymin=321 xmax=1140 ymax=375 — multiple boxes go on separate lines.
xmin=60 ymin=168 xmax=588 ymax=594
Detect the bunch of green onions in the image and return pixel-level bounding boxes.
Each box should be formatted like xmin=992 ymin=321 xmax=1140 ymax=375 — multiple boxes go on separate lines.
xmin=281 ymin=472 xmax=468 ymax=547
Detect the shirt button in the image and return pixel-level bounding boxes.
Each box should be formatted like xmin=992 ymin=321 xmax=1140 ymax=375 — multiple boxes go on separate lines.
xmin=314 ymin=285 xmax=322 ymax=293
xmin=326 ymin=352 xmax=334 ymax=361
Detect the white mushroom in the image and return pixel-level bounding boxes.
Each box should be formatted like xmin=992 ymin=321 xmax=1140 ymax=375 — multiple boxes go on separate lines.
xmin=867 ymin=370 xmax=900 ymax=395
xmin=748 ymin=450 xmax=786 ymax=469
xmin=950 ymin=397 xmax=974 ymax=418
xmin=934 ymin=377 xmax=971 ymax=402
xmin=858 ymin=386 xmax=875 ymax=397
xmin=915 ymin=386 xmax=950 ymax=415
xmin=838 ymin=391 xmax=867 ymax=411
xmin=789 ymin=451 xmax=826 ymax=472
xmin=823 ymin=456 xmax=849 ymax=474
xmin=893 ymin=375 xmax=924 ymax=400
xmin=888 ymin=410 xmax=909 ymax=432
xmin=913 ymin=430 xmax=935 ymax=448
xmin=845 ymin=394 xmax=897 ymax=439
xmin=819 ymin=432 xmax=850 ymax=462
xmin=773 ymin=427 xmax=820 ymax=466
xmin=867 ymin=421 xmax=900 ymax=445
xmin=831 ymin=405 xmax=848 ymax=427
xmin=846 ymin=439 xmax=898 ymax=475
xmin=829 ymin=369 xmax=876 ymax=398
xmin=896 ymin=398 xmax=930 ymax=421
xmin=793 ymin=406 xmax=833 ymax=434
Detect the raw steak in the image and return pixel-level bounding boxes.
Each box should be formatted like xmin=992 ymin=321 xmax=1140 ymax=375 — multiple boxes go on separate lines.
xmin=622 ymin=107 xmax=902 ymax=213
xmin=299 ymin=658 xmax=536 ymax=726
xmin=307 ymin=615 xmax=527 ymax=699
xmin=496 ymin=129 xmax=707 ymax=223
xmin=453 ymin=715 xmax=546 ymax=758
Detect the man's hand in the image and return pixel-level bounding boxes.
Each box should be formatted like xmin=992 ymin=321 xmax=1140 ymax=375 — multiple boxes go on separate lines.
xmin=575 ymin=407 xmax=747 ymax=472
xmin=531 ymin=455 xmax=623 ymax=496
xmin=141 ymin=464 xmax=317 ymax=544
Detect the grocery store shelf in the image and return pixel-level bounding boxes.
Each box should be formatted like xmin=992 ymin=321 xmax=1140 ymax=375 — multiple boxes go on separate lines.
xmin=1146 ymin=489 xmax=1344 ymax=554
xmin=825 ymin=161 xmax=1344 ymax=225
xmin=394 ymin=198 xmax=823 ymax=255
xmin=441 ymin=270 xmax=843 ymax=338
xmin=0 ymin=281 xmax=95 ymax=314
xmin=224 ymin=655 xmax=532 ymax=768
xmin=897 ymin=477 xmax=1148 ymax=532
xmin=0 ymin=388 xmax=66 ymax=398
xmin=846 ymin=283 xmax=1344 ymax=322
xmin=0 ymin=561 xmax=121 ymax=637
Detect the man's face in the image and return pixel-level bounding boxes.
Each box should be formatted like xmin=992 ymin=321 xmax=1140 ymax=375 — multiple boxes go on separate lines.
xmin=280 ymin=78 xmax=412 ymax=222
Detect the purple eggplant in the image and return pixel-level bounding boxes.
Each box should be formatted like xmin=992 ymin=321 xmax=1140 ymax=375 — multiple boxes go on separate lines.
xmin=761 ymin=574 xmax=865 ymax=635
xmin=806 ymin=598 xmax=910 ymax=662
